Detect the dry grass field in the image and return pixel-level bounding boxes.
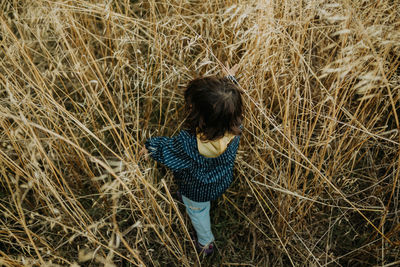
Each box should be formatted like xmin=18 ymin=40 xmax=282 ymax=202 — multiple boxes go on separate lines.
xmin=0 ymin=0 xmax=399 ymax=266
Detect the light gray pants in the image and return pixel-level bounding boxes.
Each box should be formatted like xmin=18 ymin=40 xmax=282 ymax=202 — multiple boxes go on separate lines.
xmin=182 ymin=195 xmax=215 ymax=246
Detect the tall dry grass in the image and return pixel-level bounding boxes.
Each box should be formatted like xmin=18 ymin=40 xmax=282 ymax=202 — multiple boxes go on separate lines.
xmin=0 ymin=0 xmax=399 ymax=266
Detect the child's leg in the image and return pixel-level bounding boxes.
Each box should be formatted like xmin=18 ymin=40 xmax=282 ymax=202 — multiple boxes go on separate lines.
xmin=181 ymin=195 xmax=214 ymax=246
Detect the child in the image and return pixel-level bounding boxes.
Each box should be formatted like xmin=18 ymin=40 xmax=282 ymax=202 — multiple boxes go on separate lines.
xmin=143 ymin=66 xmax=243 ymax=255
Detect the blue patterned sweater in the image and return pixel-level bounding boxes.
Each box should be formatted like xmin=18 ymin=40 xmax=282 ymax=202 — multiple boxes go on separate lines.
xmin=145 ymin=130 xmax=240 ymax=202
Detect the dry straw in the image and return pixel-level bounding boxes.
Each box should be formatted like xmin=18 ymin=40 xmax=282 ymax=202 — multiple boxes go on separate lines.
xmin=0 ymin=0 xmax=399 ymax=266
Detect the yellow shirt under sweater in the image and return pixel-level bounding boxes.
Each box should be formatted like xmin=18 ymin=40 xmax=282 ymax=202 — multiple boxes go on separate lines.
xmin=196 ymin=133 xmax=235 ymax=158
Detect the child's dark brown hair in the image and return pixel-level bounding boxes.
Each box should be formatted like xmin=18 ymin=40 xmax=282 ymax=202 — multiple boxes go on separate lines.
xmin=184 ymin=76 xmax=243 ymax=141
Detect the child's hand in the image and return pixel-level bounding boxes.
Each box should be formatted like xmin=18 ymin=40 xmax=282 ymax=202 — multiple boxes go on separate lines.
xmin=221 ymin=61 xmax=239 ymax=77
xmin=139 ymin=146 xmax=149 ymax=160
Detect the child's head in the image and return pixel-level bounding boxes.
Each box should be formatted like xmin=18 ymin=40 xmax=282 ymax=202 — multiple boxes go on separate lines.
xmin=184 ymin=76 xmax=243 ymax=141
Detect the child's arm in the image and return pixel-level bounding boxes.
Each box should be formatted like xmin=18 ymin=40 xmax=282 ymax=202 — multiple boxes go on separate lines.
xmin=220 ymin=62 xmax=239 ymax=80
xmin=145 ymin=135 xmax=191 ymax=171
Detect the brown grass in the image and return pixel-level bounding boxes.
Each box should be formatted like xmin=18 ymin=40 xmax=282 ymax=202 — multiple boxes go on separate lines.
xmin=0 ymin=0 xmax=399 ymax=266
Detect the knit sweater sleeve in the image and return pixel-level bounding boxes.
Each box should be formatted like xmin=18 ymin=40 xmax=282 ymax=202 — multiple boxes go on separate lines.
xmin=145 ymin=134 xmax=191 ymax=171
